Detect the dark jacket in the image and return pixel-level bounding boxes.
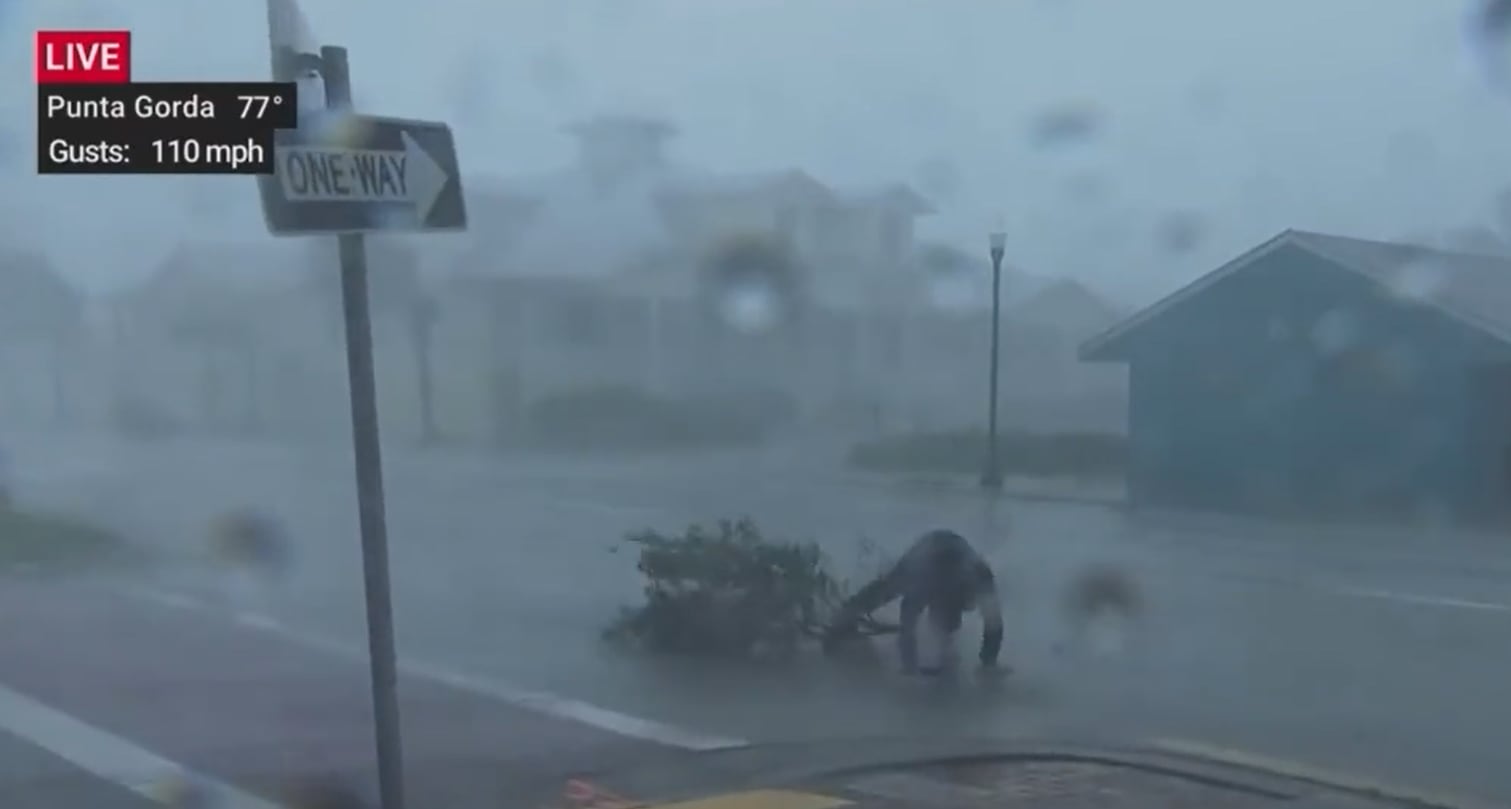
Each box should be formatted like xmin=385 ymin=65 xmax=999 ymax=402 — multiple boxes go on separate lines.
xmin=825 ymin=529 xmax=1003 ymax=671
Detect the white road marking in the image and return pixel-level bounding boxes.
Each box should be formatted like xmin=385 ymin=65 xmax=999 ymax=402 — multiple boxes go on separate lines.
xmin=124 ymin=586 xmax=199 ymax=611
xmin=1319 ymin=585 xmax=1511 ymax=614
xmin=114 ymin=585 xmax=748 ymax=752
xmin=0 ymin=680 xmax=283 ymax=808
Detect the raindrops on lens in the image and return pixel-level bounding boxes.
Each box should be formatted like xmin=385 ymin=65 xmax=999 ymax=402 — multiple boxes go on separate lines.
xmin=717 ymin=280 xmax=780 ymax=334
xmin=917 ymin=244 xmax=978 ymax=313
xmin=1061 ymin=563 xmax=1143 ymax=657
xmin=1310 ymin=307 xmax=1360 ymax=358
xmin=305 ymin=110 xmax=375 ymax=148
xmin=701 ymin=235 xmax=802 ymax=335
xmin=1388 ymin=259 xmax=1449 ymax=303
xmin=1029 ymin=103 xmax=1101 ymax=149
xmin=208 ymin=507 xmax=291 ymax=576
xmin=1470 ymin=0 xmax=1511 ymax=93
xmin=1155 ymin=211 xmax=1204 ymax=254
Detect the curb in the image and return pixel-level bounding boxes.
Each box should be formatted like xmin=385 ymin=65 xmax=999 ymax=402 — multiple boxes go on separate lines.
xmin=587 ymin=737 xmax=1508 ymax=809
xmin=843 ymin=472 xmax=1126 ymax=509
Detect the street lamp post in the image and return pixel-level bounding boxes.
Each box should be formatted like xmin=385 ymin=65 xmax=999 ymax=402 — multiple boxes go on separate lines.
xmin=981 ymin=230 xmax=1006 ymax=490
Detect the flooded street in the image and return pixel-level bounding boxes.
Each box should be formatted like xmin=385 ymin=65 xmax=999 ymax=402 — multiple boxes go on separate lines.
xmin=10 ymin=435 xmax=1511 ymax=804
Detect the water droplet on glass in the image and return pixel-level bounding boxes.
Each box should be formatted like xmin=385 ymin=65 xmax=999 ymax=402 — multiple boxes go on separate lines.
xmin=1030 ymin=103 xmax=1101 ymax=148
xmin=294 ymin=72 xmax=325 ymax=115
xmin=1388 ymin=260 xmax=1448 ymax=303
xmin=1468 ymin=0 xmax=1511 ymax=94
xmin=701 ymin=235 xmax=801 ymax=334
xmin=716 ymin=280 xmax=779 ymax=334
xmin=372 ymin=208 xmax=416 ymax=232
xmin=306 ymin=111 xmax=374 ymax=147
xmin=207 ymin=508 xmax=291 ymax=620
xmin=1061 ymin=563 xmax=1141 ymax=657
xmin=1310 ymin=308 xmax=1360 ymax=356
xmin=1155 ymin=212 xmax=1204 ymax=254
xmin=917 ymin=244 xmax=979 ymax=312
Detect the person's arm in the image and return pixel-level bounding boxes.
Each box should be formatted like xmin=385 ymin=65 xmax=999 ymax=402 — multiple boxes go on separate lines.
xmin=823 ymin=564 xmax=903 ymax=650
xmin=975 ymin=568 xmax=1004 ymax=667
xmin=897 ymin=592 xmax=924 ymax=673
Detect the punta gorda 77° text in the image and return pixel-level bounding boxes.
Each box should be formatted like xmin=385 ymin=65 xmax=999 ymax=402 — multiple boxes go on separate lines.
xmin=45 ymin=91 xmax=217 ymax=122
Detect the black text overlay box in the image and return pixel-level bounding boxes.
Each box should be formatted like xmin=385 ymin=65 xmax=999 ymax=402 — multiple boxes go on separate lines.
xmin=37 ymin=81 xmax=299 ymax=138
xmin=36 ymin=81 xmax=294 ymax=174
xmin=38 ymin=125 xmax=275 ymax=174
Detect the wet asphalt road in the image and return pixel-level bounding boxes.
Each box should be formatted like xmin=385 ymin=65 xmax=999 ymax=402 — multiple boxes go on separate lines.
xmin=0 ymin=727 xmax=157 ymax=809
xmin=0 ymin=580 xmax=686 ymax=808
xmin=8 ymin=434 xmax=1511 ymax=804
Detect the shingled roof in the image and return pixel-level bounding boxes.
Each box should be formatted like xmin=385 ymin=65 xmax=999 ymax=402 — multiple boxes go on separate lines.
xmin=1080 ymin=229 xmax=1511 ymax=361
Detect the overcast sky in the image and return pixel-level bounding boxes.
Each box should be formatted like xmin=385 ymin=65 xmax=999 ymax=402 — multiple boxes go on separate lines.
xmin=6 ymin=0 xmax=1511 ymax=301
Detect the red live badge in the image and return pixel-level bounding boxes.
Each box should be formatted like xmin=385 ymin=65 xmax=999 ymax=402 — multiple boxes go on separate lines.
xmin=35 ymin=29 xmax=130 ymax=83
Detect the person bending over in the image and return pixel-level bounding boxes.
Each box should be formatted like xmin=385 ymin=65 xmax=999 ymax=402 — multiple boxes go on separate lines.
xmin=823 ymin=529 xmax=1004 ymax=675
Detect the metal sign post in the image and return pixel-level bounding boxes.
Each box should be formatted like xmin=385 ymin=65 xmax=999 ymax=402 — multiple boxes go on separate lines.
xmin=261 ymin=31 xmax=465 ymax=809
xmin=321 ymin=44 xmax=405 ymax=809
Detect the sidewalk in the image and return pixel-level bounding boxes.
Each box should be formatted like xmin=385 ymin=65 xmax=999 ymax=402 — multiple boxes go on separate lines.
xmin=0 ymin=581 xmax=684 ymax=809
xmin=845 ymin=470 xmax=1125 ymax=507
xmin=837 ymin=466 xmax=1511 ymax=576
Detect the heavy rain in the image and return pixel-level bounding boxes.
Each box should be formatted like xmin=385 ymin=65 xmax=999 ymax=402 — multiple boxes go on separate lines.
xmin=3 ymin=1 xmax=1511 ymax=808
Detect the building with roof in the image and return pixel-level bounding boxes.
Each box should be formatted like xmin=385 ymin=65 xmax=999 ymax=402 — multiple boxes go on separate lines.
xmin=1080 ymin=229 xmax=1511 ymax=522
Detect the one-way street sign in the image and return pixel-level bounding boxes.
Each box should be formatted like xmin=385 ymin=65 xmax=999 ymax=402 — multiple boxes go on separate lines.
xmin=258 ymin=112 xmax=467 ymax=235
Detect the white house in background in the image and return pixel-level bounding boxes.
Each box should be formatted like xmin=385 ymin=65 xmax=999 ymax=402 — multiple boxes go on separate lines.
xmin=656 ymin=168 xmax=835 ymax=256
xmin=822 ymin=183 xmax=936 ymax=268
xmin=656 ymin=173 xmax=936 ymax=309
xmin=446 ymin=113 xmax=939 ymax=309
